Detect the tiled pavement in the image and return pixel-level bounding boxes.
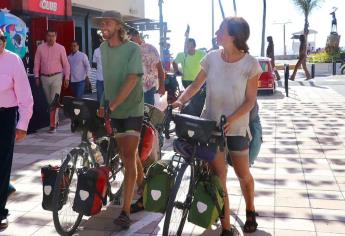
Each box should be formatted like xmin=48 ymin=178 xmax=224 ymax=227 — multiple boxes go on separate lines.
xmin=2 ymin=81 xmax=345 ymax=236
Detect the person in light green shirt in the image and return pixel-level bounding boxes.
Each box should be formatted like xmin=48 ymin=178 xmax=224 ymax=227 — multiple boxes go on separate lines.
xmin=95 ymin=10 xmax=144 ymax=229
xmin=173 ymin=38 xmax=206 ymax=88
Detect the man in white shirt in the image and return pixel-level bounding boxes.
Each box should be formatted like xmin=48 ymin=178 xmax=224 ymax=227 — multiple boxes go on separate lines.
xmin=92 ymin=36 xmax=104 ymax=101
xmin=68 ymin=41 xmax=91 ymax=98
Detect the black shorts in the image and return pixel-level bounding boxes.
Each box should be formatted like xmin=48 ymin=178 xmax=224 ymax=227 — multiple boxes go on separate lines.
xmin=111 ymin=116 xmax=143 ymax=135
xmin=227 ymin=136 xmax=250 ymax=152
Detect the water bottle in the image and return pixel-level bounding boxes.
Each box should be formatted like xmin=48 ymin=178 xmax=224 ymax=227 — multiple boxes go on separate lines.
xmin=90 ymin=142 xmax=104 ymax=165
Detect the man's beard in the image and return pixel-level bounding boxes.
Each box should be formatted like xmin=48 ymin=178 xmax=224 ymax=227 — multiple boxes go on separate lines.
xmin=103 ymin=30 xmax=116 ymax=40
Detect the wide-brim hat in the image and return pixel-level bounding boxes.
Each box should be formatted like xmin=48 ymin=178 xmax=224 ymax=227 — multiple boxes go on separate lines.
xmin=93 ymin=10 xmax=124 ymax=25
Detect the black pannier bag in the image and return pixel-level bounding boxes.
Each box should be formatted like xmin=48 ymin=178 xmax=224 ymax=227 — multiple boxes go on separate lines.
xmin=41 ymin=165 xmax=71 ymax=211
xmin=62 ymin=96 xmax=101 ymax=133
xmin=73 ymin=167 xmax=109 ymax=216
xmin=173 ymin=113 xmax=217 ymax=143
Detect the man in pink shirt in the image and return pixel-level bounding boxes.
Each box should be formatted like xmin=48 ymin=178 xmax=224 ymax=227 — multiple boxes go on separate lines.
xmin=34 ymin=29 xmax=70 ymax=133
xmin=0 ymin=30 xmax=33 ymax=230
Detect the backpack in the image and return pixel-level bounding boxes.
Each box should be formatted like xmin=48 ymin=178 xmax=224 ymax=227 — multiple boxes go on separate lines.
xmin=188 ymin=175 xmax=224 ymax=228
xmin=73 ymin=167 xmax=109 ymax=216
xmin=143 ymin=160 xmax=174 ymax=213
xmin=41 ymin=165 xmax=71 ymax=211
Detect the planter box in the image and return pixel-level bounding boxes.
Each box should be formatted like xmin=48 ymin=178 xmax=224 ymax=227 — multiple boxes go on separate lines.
xmin=307 ymin=63 xmax=342 ymax=75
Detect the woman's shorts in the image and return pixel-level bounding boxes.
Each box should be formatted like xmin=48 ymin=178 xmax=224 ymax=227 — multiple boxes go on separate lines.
xmin=111 ymin=116 xmax=143 ymax=137
xmin=227 ymin=136 xmax=250 ymax=153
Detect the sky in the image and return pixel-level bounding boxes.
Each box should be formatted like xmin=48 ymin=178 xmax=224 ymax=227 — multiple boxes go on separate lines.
xmin=144 ymin=0 xmax=345 ymax=57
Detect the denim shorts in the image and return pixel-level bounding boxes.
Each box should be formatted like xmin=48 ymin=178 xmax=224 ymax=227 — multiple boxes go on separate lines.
xmin=226 ymin=135 xmax=250 ymax=152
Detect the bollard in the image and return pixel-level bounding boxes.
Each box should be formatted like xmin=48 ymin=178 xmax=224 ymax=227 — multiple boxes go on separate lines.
xmin=311 ymin=64 xmax=315 ymax=78
xmin=333 ymin=62 xmax=336 ymax=75
xmin=284 ymin=64 xmax=289 ymax=97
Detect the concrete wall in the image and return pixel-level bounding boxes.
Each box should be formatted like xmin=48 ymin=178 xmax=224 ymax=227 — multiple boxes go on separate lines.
xmin=72 ymin=0 xmax=145 ymax=19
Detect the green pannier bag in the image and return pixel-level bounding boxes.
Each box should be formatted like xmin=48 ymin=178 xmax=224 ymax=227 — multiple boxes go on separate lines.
xmin=188 ymin=175 xmax=224 ymax=228
xmin=143 ymin=160 xmax=174 ymax=213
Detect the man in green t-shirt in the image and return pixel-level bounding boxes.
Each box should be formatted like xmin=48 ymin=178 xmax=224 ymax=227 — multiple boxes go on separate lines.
xmin=94 ymin=11 xmax=144 ymax=229
xmin=173 ymin=38 xmax=206 ymax=88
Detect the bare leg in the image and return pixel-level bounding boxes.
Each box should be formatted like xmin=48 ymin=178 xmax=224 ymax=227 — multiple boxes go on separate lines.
xmin=301 ymin=58 xmax=311 ymax=79
xmin=290 ymin=59 xmax=302 ymax=80
xmin=230 ymin=151 xmax=255 ymax=211
xmin=116 ymin=135 xmax=140 ymax=214
xmin=136 ymin=156 xmax=145 ymax=189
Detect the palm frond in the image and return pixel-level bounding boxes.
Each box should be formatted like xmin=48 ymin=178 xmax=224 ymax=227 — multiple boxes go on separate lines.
xmin=292 ymin=0 xmax=323 ymax=17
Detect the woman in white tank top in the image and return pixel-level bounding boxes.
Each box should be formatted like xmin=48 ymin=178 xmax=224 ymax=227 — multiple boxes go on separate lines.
xmin=173 ymin=17 xmax=262 ymax=235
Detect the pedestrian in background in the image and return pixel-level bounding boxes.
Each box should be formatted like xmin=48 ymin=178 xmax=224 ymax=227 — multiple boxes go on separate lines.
xmin=266 ymin=36 xmax=280 ymax=80
xmin=290 ymin=34 xmax=312 ymax=81
xmin=92 ymin=34 xmax=104 ymax=102
xmin=68 ymin=41 xmax=91 ymax=98
xmin=34 ymin=29 xmax=70 ymax=133
xmin=173 ymin=38 xmax=206 ymax=88
xmin=0 ymin=29 xmax=33 ymax=230
xmin=128 ymin=28 xmax=165 ymax=105
xmin=162 ymin=43 xmax=171 ymax=71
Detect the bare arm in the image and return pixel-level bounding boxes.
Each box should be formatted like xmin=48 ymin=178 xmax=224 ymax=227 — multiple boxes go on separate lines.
xmin=156 ymin=61 xmax=165 ymax=95
xmin=224 ymin=74 xmax=259 ymax=131
xmin=109 ymin=74 xmax=140 ymax=111
xmin=175 ymin=69 xmax=206 ymax=106
xmin=172 ymin=61 xmax=179 ymax=74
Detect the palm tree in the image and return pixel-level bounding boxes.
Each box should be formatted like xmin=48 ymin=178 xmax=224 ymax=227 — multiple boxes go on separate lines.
xmin=261 ymin=0 xmax=266 ymax=56
xmin=292 ymin=0 xmax=322 ymax=40
xmin=232 ymin=0 xmax=237 ymax=16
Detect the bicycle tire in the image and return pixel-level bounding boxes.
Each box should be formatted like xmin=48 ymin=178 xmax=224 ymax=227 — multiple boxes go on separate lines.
xmin=341 ymin=66 xmax=345 ymax=75
xmin=163 ymin=161 xmax=194 ymax=236
xmin=52 ymin=148 xmax=86 ymax=236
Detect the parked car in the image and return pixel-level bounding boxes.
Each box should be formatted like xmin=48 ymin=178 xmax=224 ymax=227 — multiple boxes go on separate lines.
xmin=257 ymin=57 xmax=277 ymax=94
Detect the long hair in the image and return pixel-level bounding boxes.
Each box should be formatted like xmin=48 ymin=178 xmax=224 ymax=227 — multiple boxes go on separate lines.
xmin=119 ymin=24 xmax=128 ymax=43
xmin=224 ymin=16 xmax=250 ymax=53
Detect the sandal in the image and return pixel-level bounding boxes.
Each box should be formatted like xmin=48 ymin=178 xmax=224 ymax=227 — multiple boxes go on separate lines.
xmin=113 ymin=210 xmax=131 ymax=229
xmin=130 ymin=197 xmax=144 ymax=213
xmin=243 ymin=210 xmax=258 ymax=233
xmin=220 ymin=225 xmax=239 ymax=236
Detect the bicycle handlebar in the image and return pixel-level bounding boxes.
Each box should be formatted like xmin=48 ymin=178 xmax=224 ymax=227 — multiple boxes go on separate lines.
xmin=163 ymin=105 xmax=228 ymax=151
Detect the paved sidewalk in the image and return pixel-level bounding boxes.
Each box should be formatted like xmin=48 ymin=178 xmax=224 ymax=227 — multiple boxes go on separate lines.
xmin=2 ymin=85 xmax=345 ymax=236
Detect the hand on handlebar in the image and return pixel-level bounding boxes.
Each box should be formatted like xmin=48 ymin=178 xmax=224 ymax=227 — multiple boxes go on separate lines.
xmin=97 ymin=107 xmax=105 ymax=118
xmin=171 ymin=100 xmax=184 ymax=110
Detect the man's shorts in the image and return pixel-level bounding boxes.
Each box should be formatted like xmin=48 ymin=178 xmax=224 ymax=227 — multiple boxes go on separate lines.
xmin=111 ymin=116 xmax=143 ymax=137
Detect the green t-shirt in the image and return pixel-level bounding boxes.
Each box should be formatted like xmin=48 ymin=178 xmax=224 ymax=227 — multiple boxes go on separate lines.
xmin=100 ymin=41 xmax=144 ymax=119
xmin=174 ymin=49 xmax=206 ymax=81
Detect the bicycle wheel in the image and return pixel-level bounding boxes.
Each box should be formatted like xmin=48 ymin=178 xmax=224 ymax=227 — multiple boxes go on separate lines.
xmin=52 ymin=148 xmax=89 ymax=236
xmin=163 ymin=161 xmax=194 ymax=236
